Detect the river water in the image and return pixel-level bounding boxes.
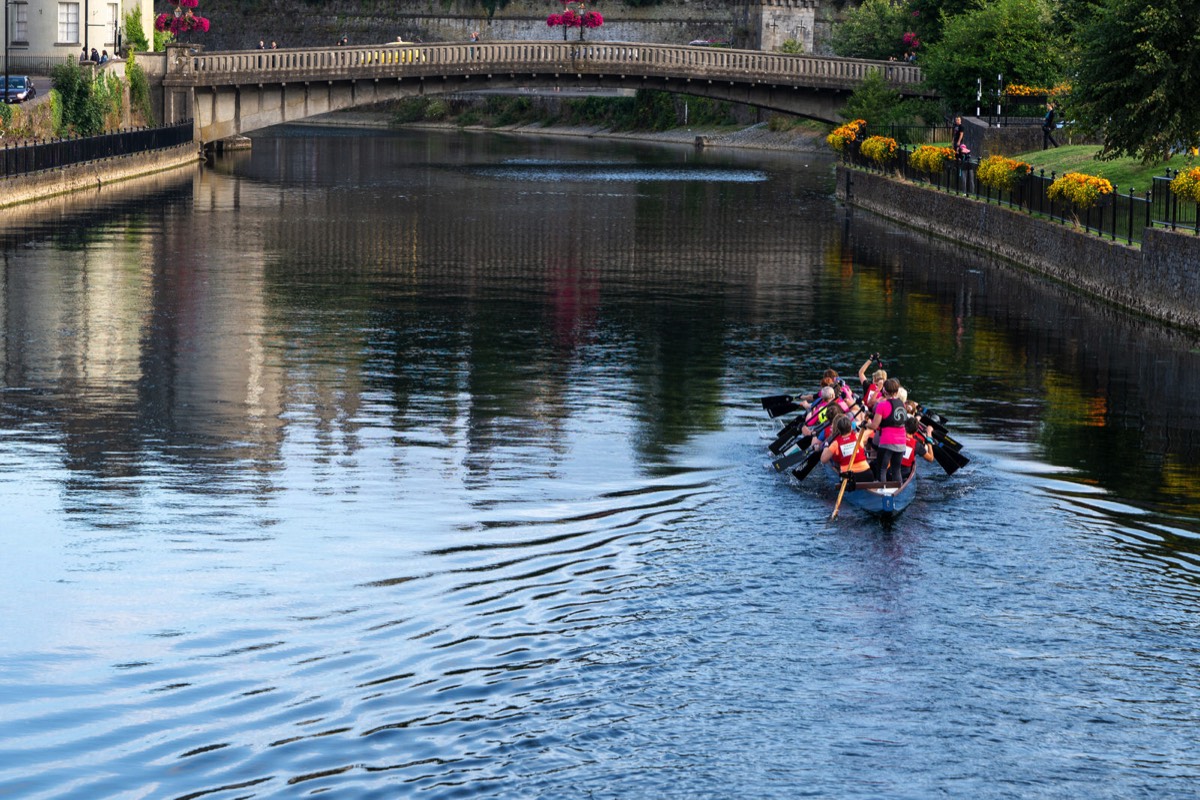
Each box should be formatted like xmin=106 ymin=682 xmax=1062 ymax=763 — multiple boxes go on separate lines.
xmin=2 ymin=126 xmax=1200 ymax=799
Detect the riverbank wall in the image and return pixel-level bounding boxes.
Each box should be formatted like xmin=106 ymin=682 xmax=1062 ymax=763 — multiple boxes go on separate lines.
xmin=837 ymin=165 xmax=1200 ymax=331
xmin=0 ymin=144 xmax=201 ymax=210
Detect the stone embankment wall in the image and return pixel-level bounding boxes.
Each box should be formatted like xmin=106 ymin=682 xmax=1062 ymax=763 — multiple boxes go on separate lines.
xmin=0 ymin=144 xmax=200 ymax=210
xmin=836 ymin=166 xmax=1200 ymax=331
xmin=200 ymin=0 xmax=753 ymax=51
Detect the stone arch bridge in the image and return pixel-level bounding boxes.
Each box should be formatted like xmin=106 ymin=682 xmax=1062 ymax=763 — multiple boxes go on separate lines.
xmin=154 ymin=41 xmax=926 ymax=144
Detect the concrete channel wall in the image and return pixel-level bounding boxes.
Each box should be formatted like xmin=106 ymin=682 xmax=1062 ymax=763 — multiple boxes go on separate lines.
xmin=836 ymin=166 xmax=1200 ymax=332
xmin=0 ymin=144 xmax=201 ymax=210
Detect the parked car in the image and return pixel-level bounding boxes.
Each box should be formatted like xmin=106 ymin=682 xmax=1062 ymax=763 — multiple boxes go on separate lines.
xmin=2 ymin=75 xmax=37 ymax=103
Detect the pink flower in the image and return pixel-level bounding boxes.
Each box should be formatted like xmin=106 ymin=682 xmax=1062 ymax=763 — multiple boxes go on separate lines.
xmin=583 ymin=11 xmax=603 ymax=28
xmin=546 ymin=12 xmax=563 ymax=26
xmin=154 ymin=13 xmax=168 ymax=31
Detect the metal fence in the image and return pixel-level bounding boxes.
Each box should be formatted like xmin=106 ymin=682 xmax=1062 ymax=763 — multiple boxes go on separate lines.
xmin=1 ymin=121 xmax=195 ymax=179
xmin=842 ymin=142 xmax=1200 ymax=243
xmin=0 ymin=54 xmax=77 ymax=74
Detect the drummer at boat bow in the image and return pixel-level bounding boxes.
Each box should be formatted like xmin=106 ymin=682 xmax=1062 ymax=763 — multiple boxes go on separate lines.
xmin=864 ymin=378 xmax=907 ymax=483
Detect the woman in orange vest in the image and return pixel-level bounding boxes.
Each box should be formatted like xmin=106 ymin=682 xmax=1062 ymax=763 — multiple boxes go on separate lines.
xmin=821 ymin=415 xmax=872 ymax=476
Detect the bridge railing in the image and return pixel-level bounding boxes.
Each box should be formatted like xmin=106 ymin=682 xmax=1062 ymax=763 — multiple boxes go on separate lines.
xmin=167 ymin=41 xmax=924 ymax=92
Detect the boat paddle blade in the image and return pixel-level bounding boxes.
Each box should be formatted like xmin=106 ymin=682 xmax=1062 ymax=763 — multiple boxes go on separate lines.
xmin=772 ymin=435 xmax=815 ymax=470
xmin=790 ymin=450 xmax=822 ymax=482
xmin=760 ymin=394 xmax=793 ymax=410
xmin=768 ymin=417 xmax=807 ymax=454
xmin=767 ymin=401 xmax=801 ymax=419
xmin=930 ymin=442 xmax=962 ymax=475
xmin=931 ymin=427 xmax=964 ymax=452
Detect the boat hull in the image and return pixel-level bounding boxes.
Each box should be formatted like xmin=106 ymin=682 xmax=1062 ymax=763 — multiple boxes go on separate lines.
xmin=826 ymin=463 xmax=917 ymax=518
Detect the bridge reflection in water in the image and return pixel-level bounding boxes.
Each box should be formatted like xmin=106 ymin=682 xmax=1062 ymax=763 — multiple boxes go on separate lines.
xmin=157 ymin=41 xmax=926 ymax=141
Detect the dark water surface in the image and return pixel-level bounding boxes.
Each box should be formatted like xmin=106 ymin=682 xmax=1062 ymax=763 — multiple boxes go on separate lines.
xmin=2 ymin=127 xmax=1200 ymax=799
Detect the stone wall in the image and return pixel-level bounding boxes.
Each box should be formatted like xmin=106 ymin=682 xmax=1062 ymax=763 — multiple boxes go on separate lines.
xmin=836 ymin=166 xmax=1200 ymax=331
xmin=0 ymin=144 xmax=200 ymax=210
xmin=199 ymin=0 xmax=755 ymax=51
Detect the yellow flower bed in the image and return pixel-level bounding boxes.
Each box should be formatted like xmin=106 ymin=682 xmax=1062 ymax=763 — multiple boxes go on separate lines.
xmin=1047 ymin=172 xmax=1114 ymax=209
xmin=976 ymin=155 xmax=1032 ymax=193
xmin=909 ymin=145 xmax=956 ymax=175
xmin=859 ymin=135 xmax=899 ymax=165
xmin=1004 ymin=83 xmax=1070 ymax=97
xmin=1169 ymin=167 xmax=1200 ymax=203
xmin=826 ymin=119 xmax=866 ymax=152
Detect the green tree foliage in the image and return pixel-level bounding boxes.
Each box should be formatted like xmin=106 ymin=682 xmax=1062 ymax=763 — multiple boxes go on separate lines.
xmin=1072 ymin=0 xmax=1200 ymax=162
xmin=841 ymin=69 xmax=927 ymax=136
xmin=50 ymin=62 xmax=113 ymax=136
xmin=126 ymin=57 xmax=155 ymax=125
xmin=779 ymin=38 xmax=804 ymax=54
xmin=123 ymin=6 xmax=150 ymax=54
xmin=921 ymin=0 xmax=1064 ymax=114
xmin=831 ymin=0 xmax=910 ymax=60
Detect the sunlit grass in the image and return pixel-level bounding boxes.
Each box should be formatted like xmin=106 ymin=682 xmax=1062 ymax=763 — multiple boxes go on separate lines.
xmin=1011 ymin=145 xmax=1195 ymax=193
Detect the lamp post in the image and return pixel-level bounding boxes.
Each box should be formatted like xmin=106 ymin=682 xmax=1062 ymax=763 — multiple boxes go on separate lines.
xmin=4 ymin=0 xmax=11 ymax=103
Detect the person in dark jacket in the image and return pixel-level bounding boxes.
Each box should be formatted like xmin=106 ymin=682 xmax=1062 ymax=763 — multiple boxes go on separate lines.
xmin=1042 ymin=102 xmax=1059 ymax=149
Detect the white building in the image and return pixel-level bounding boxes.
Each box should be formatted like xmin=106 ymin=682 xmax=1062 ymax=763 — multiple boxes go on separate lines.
xmin=4 ymin=0 xmax=154 ymax=72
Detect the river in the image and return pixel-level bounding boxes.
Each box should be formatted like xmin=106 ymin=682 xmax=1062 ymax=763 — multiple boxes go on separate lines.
xmin=2 ymin=126 xmax=1200 ymax=799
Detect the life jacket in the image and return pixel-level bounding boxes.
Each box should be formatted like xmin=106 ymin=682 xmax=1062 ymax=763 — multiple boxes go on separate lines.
xmin=805 ymin=399 xmax=838 ymax=430
xmin=831 ymin=432 xmax=870 ymax=472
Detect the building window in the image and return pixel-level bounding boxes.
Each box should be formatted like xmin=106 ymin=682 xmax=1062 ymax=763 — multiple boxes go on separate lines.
xmin=107 ymin=2 xmax=119 ymax=45
xmin=13 ymin=3 xmax=29 ymax=44
xmin=58 ymin=2 xmax=80 ymax=44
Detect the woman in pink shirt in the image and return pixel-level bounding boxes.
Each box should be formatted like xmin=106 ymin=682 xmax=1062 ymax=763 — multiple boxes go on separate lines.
xmin=866 ymin=378 xmax=907 ymax=483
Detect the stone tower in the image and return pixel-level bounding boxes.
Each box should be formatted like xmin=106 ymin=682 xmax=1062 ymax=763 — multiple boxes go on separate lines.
xmin=755 ymin=0 xmax=827 ymax=55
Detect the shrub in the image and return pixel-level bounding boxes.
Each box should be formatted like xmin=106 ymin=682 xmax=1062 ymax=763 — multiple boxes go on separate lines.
xmin=424 ymin=99 xmax=449 ymax=121
xmin=1047 ymin=171 xmax=1114 ymax=209
xmin=909 ymin=144 xmax=956 ymax=174
xmin=977 ymin=154 xmax=1032 ymax=192
xmin=126 ymin=57 xmax=155 ymax=125
xmin=392 ymin=98 xmax=429 ymax=124
xmin=1168 ymin=167 xmax=1200 ymax=203
xmin=827 ymin=118 xmax=866 ymax=152
xmin=0 ymin=103 xmax=12 ymax=132
xmin=859 ymin=135 xmax=899 ymax=165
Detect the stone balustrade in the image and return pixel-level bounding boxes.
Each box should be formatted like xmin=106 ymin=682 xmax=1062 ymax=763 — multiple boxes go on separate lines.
xmin=165 ymin=41 xmax=924 ymax=93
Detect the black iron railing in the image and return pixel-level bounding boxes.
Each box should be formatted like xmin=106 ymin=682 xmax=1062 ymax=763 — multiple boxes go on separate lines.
xmin=842 ymin=141 xmax=1200 ymax=243
xmin=1 ymin=121 xmax=195 ymax=179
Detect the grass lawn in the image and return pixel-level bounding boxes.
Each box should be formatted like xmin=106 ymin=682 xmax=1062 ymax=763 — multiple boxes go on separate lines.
xmin=1011 ymin=144 xmax=1194 ymax=193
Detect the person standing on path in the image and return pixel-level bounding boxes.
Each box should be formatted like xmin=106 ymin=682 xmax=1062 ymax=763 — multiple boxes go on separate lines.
xmin=1042 ymin=102 xmax=1059 ymax=149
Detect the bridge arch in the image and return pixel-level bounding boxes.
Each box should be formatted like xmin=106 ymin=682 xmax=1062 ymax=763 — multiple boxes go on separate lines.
xmin=157 ymin=42 xmax=928 ymax=143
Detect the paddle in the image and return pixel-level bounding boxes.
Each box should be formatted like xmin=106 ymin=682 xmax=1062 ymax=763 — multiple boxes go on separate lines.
xmin=772 ymin=435 xmax=814 ymax=471
xmin=790 ymin=447 xmax=823 ymax=481
xmin=831 ymin=428 xmax=869 ymax=519
xmin=925 ymin=434 xmax=968 ymax=475
xmin=759 ymin=394 xmax=793 ymax=410
xmin=767 ymin=400 xmax=802 ymax=419
xmin=768 ymin=415 xmax=809 ymax=455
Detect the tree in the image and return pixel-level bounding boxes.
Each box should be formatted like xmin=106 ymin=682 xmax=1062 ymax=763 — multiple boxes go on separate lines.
xmin=831 ymin=0 xmax=911 ymax=61
xmin=841 ymin=69 xmax=907 ymax=127
xmin=920 ymin=0 xmax=1064 ymax=114
xmin=1072 ymin=0 xmax=1200 ymax=161
xmin=123 ymin=7 xmax=150 ymax=54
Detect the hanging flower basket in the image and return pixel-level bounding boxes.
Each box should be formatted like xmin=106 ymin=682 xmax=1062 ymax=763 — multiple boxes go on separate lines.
xmin=547 ymin=2 xmax=603 ymax=40
xmin=155 ymin=0 xmax=210 ymax=34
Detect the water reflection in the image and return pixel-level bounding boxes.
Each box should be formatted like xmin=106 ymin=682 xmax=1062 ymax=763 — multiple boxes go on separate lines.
xmin=3 ymin=128 xmax=1200 ymax=799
